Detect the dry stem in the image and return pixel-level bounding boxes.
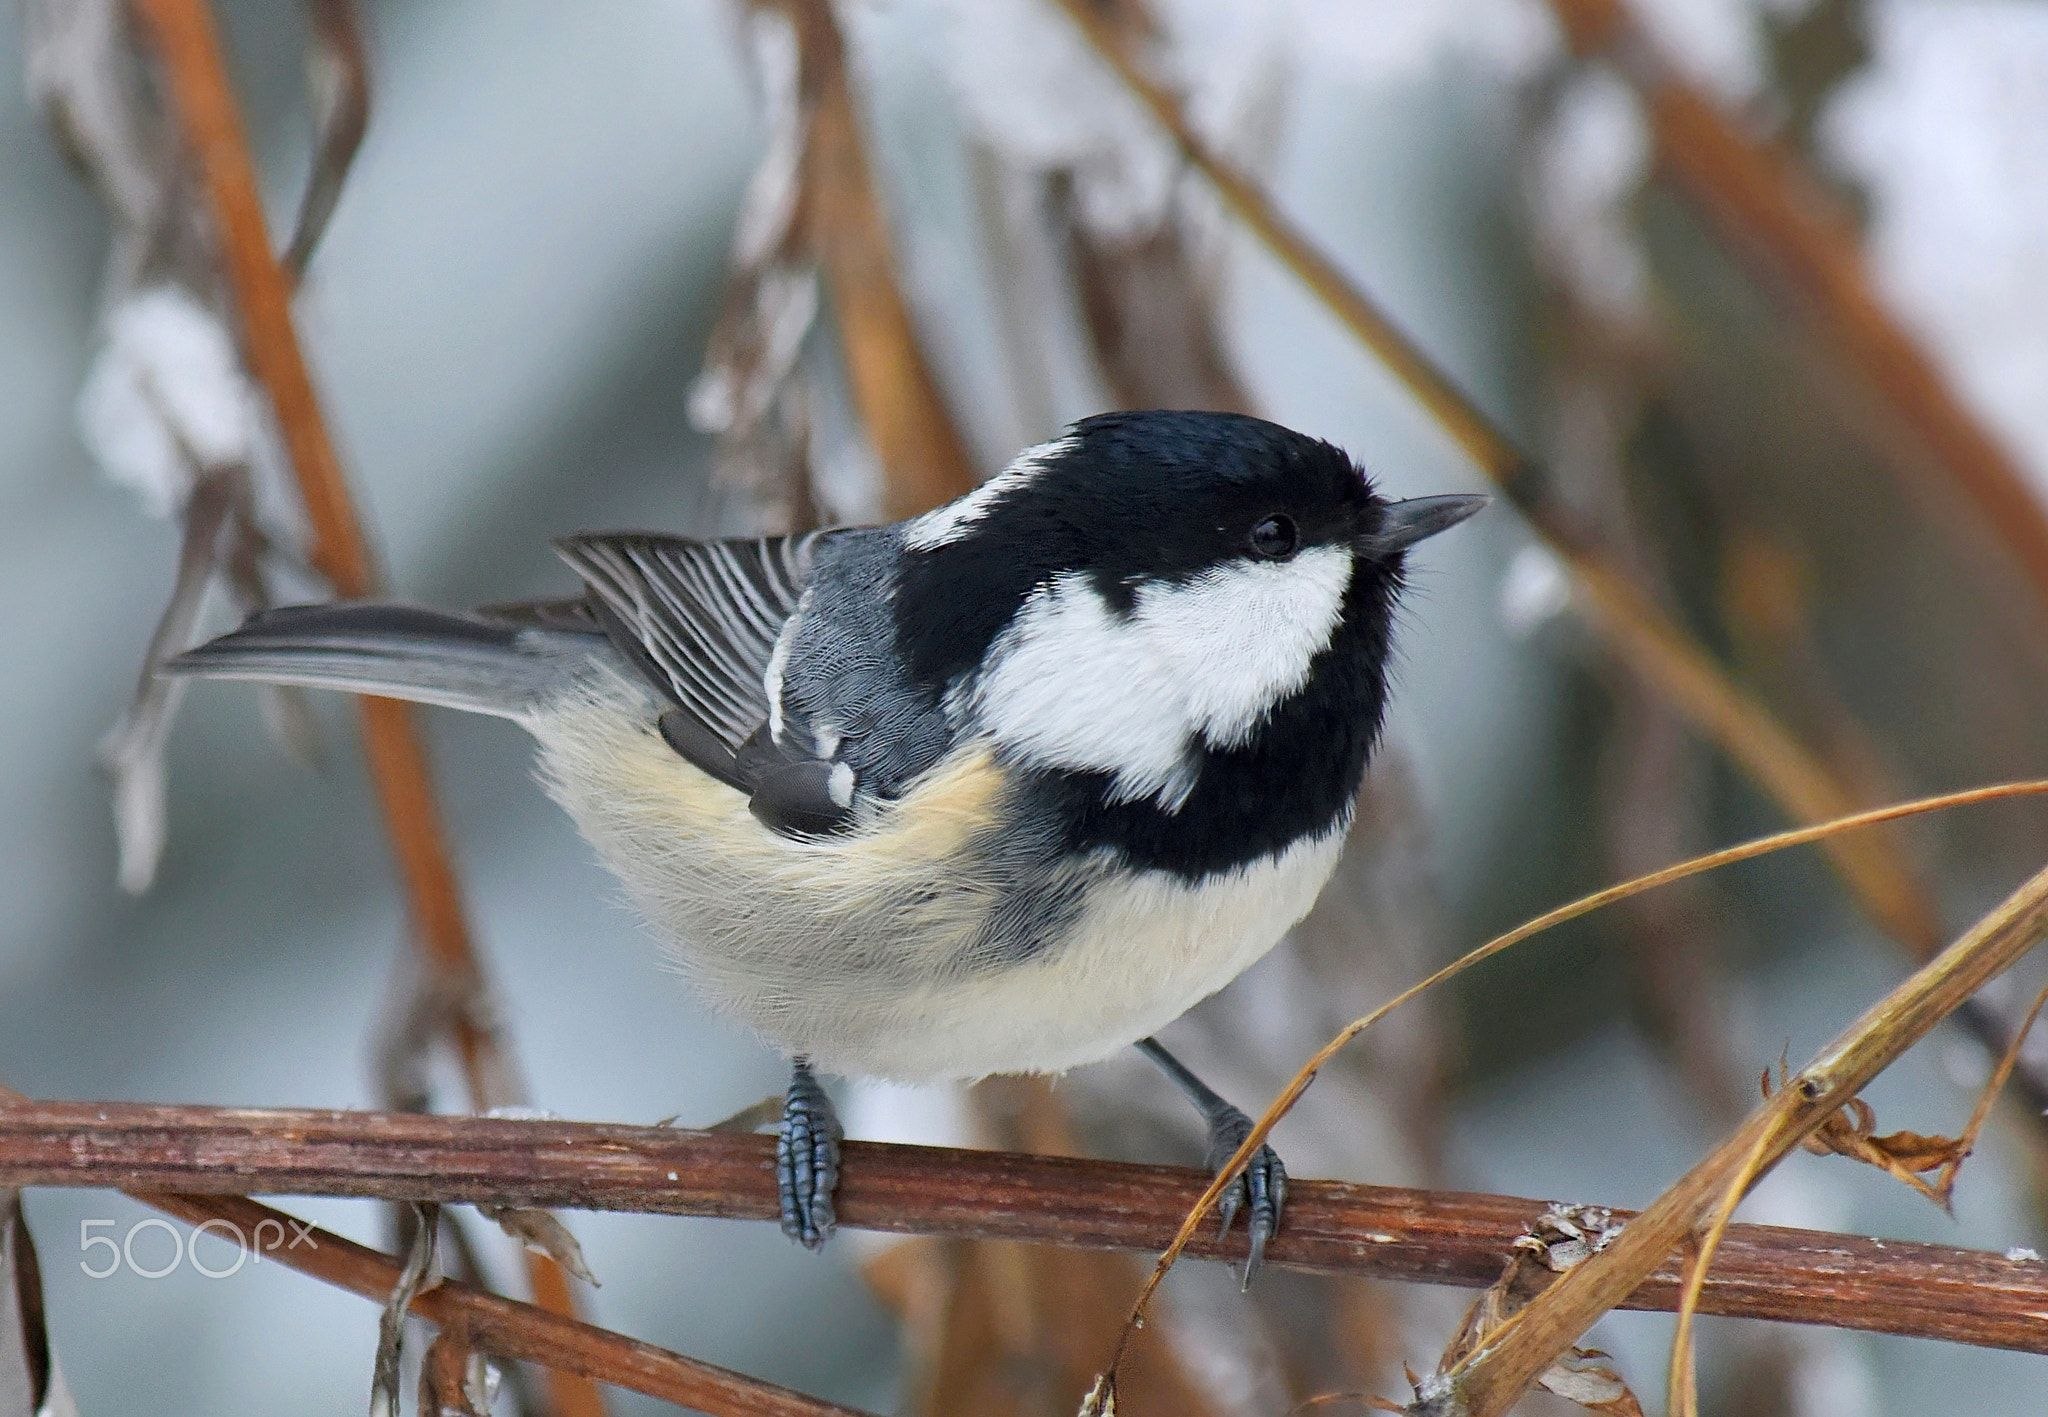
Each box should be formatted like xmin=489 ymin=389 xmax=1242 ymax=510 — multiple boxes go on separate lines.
xmin=763 ymin=0 xmax=980 ymax=518
xmin=143 ymin=1191 xmax=872 ymax=1417
xmin=0 ymin=1081 xmax=856 ymax=1416
xmin=1097 ymin=777 xmax=2048 ymax=1387
xmin=1436 ymin=858 xmax=2048 ymax=1417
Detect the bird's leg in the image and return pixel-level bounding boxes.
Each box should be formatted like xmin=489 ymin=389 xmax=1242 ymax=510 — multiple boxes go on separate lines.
xmin=776 ymin=1057 xmax=843 ymax=1250
xmin=1135 ymin=1036 xmax=1287 ymax=1288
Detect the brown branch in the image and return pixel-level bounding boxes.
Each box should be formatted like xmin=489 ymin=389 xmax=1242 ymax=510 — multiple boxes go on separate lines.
xmin=1545 ymin=0 xmax=2048 ymax=615
xmin=6 ymin=1101 xmax=2048 ymax=1357
xmin=123 ymin=4 xmax=599 ymax=1410
xmin=141 ymin=1192 xmax=872 ymax=1417
xmin=1041 ymin=0 xmax=1944 ymax=969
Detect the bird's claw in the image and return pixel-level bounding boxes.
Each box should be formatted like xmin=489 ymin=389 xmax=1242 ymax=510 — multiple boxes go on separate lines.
xmin=1204 ymin=1105 xmax=1287 ymax=1289
xmin=776 ymin=1063 xmax=842 ymax=1250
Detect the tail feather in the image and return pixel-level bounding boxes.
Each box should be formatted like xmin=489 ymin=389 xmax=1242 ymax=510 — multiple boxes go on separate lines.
xmin=166 ymin=602 xmax=591 ymax=720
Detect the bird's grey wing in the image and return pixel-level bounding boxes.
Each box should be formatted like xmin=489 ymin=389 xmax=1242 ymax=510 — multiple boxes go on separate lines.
xmin=475 ymin=596 xmax=606 ymax=635
xmin=774 ymin=529 xmax=959 ymax=797
xmin=553 ymin=530 xmax=855 ymax=834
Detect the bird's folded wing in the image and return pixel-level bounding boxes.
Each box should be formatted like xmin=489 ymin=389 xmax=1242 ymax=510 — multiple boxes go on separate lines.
xmin=552 ymin=531 xmax=829 ymax=802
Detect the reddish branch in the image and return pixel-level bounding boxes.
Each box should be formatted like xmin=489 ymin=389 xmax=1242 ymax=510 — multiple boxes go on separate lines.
xmin=8 ymin=1100 xmax=2048 ymax=1356
xmin=127 ymin=0 xmax=501 ymax=1119
xmin=124 ymin=3 xmax=599 ymax=1410
xmin=142 ymin=1192 xmax=871 ymax=1417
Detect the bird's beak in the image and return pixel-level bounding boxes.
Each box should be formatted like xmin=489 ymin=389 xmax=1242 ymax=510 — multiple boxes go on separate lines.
xmin=1368 ymin=493 xmax=1489 ymax=553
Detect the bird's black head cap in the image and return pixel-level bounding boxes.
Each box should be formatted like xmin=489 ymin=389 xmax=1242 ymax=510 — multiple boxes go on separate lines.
xmin=894 ymin=410 xmax=1408 ymax=688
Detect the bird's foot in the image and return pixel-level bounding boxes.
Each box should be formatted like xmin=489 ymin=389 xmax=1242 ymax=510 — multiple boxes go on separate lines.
xmin=776 ymin=1060 xmax=842 ymax=1250
xmin=1203 ymin=1104 xmax=1287 ymax=1289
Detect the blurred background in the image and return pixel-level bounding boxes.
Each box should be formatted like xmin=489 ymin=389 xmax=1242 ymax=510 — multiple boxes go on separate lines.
xmin=5 ymin=0 xmax=2048 ymax=1412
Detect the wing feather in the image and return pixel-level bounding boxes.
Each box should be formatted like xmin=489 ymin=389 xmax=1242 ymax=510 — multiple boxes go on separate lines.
xmin=553 ymin=531 xmax=826 ymax=760
xmin=554 ymin=528 xmax=865 ymax=837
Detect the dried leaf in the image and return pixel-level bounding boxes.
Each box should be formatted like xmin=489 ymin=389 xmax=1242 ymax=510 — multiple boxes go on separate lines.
xmin=283 ymin=0 xmax=368 ymax=278
xmin=1762 ymin=1064 xmax=1967 ymax=1206
xmin=370 ymin=1203 xmax=441 ymax=1417
xmin=690 ymin=6 xmax=821 ymax=517
xmin=0 ymin=1192 xmax=73 ymax=1417
xmin=420 ymin=1325 xmax=499 ymax=1417
xmin=78 ymin=287 xmax=316 ymax=890
xmin=479 ymin=1206 xmax=598 ymax=1289
xmin=1076 ymin=1373 xmax=1115 ymax=1417
xmin=1540 ymin=1348 xmax=1645 ymax=1416
xmin=39 ymin=6 xmax=323 ymax=895
xmin=98 ymin=469 xmax=230 ymax=891
xmin=22 ymin=0 xmax=164 ymax=233
xmin=781 ymin=0 xmax=977 ymax=519
xmin=1420 ymin=1204 xmax=1640 ymax=1417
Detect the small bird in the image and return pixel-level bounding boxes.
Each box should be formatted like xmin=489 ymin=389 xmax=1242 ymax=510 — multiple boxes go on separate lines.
xmin=169 ymin=410 xmax=1482 ymax=1277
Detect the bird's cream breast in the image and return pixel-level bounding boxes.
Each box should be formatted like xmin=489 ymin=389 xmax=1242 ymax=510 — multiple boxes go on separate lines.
xmin=531 ymin=680 xmax=1015 ymax=1045
xmin=530 ymin=675 xmax=1348 ymax=1082
xmin=836 ymin=824 xmax=1349 ymax=1080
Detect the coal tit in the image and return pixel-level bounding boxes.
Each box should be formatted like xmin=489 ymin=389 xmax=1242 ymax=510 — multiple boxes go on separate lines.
xmin=169 ymin=409 xmax=1484 ymax=1272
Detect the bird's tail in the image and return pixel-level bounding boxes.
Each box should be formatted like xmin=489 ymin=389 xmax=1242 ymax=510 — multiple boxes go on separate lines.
xmin=165 ymin=603 xmax=589 ymax=720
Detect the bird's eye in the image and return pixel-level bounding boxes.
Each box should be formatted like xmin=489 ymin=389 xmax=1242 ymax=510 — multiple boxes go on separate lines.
xmin=1248 ymin=514 xmax=1299 ymax=560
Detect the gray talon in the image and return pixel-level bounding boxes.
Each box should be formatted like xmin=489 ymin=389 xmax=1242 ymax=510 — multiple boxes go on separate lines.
xmin=1136 ymin=1037 xmax=1289 ymax=1290
xmin=776 ymin=1060 xmax=842 ymax=1250
xmin=1204 ymin=1104 xmax=1287 ymax=1288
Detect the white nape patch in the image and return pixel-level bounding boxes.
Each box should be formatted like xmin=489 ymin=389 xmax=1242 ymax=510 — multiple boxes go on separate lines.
xmin=958 ymin=544 xmax=1353 ymax=806
xmin=901 ymin=434 xmax=1075 ymax=550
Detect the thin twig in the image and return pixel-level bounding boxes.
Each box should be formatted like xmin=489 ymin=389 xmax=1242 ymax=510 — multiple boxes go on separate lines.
xmin=0 ymin=1083 xmax=858 ymax=1416
xmin=3 ymin=1101 xmax=2048 ymax=1355
xmin=1096 ymin=776 xmax=2048 ymax=1386
xmin=123 ymin=4 xmax=600 ymax=1411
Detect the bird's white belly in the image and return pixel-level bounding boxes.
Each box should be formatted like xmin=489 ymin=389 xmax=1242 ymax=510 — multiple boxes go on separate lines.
xmin=828 ymin=826 xmax=1349 ymax=1081
xmin=532 ymin=684 xmax=1348 ymax=1082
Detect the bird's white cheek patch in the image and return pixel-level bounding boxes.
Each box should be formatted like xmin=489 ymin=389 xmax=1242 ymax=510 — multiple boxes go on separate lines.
xmin=960 ymin=545 xmax=1354 ymax=804
xmin=959 ymin=574 xmax=1195 ymax=803
xmin=1134 ymin=545 xmax=1353 ymax=748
